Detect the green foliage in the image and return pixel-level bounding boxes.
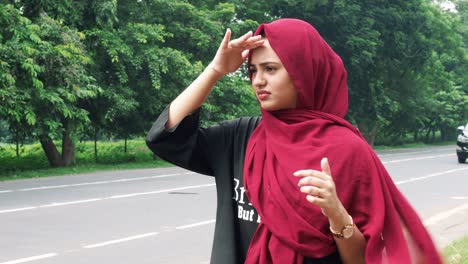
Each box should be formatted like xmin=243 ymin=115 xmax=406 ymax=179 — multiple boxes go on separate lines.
xmin=0 ymin=139 xmax=156 ymax=172
xmin=259 ymin=0 xmax=466 ymax=144
xmin=74 ymin=139 xmax=155 ymax=164
xmin=0 ymin=142 xmax=50 ymax=170
xmin=1 ymin=0 xmax=466 ymax=170
xmin=202 ymin=74 xmax=260 ymax=126
xmin=443 ymin=236 xmax=468 ymax=264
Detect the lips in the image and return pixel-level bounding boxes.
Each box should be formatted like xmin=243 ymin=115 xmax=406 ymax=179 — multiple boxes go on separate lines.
xmin=256 ymin=90 xmax=271 ymax=100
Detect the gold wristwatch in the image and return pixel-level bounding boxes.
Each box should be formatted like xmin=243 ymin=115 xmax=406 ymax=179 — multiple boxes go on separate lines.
xmin=329 ymin=215 xmax=355 ymax=239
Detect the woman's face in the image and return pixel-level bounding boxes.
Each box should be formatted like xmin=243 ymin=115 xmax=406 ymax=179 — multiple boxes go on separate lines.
xmin=249 ymin=39 xmax=297 ymax=111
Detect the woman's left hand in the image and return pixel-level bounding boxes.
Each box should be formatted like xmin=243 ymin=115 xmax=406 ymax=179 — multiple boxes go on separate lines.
xmin=294 ymin=157 xmax=346 ymax=219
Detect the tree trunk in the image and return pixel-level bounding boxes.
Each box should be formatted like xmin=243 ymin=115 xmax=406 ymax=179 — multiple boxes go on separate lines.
xmin=61 ymin=123 xmax=75 ymax=166
xmin=124 ymin=137 xmax=128 ymax=153
xmin=15 ymin=140 xmax=19 ymax=157
xmin=424 ymin=128 xmax=431 ymax=143
xmin=94 ymin=130 xmax=98 ymax=163
xmin=13 ymin=129 xmax=22 ymax=157
xmin=413 ymin=130 xmax=419 ymax=142
xmin=357 ymin=122 xmax=370 ymax=144
xmin=368 ymin=123 xmax=380 ymax=146
xmin=440 ymin=128 xmax=445 ymax=141
xmin=39 ymin=134 xmax=63 ymax=167
xmin=357 ymin=121 xmax=380 ymax=146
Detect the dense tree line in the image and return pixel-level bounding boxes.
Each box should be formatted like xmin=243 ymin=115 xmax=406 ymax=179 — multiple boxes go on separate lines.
xmin=0 ymin=0 xmax=466 ymax=167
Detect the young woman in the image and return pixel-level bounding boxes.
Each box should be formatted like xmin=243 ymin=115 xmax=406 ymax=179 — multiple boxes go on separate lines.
xmin=146 ymin=18 xmax=442 ymax=264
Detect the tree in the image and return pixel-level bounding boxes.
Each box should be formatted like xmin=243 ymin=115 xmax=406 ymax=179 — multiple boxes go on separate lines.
xmin=0 ymin=4 xmax=100 ymax=166
xmin=243 ymin=0 xmax=465 ymax=145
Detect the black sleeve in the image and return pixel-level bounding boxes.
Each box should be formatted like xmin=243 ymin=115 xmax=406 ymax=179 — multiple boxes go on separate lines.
xmin=145 ymin=105 xmax=226 ymax=176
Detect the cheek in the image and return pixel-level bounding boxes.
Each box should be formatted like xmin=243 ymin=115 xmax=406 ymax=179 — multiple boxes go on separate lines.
xmin=289 ymin=88 xmax=298 ymax=105
xmin=285 ymin=82 xmax=298 ymax=107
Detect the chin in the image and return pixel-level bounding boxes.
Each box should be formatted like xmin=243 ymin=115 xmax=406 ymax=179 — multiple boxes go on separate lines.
xmin=259 ymin=102 xmax=272 ymax=111
xmin=260 ymin=102 xmax=293 ymax=112
xmin=260 ymin=104 xmax=281 ymax=112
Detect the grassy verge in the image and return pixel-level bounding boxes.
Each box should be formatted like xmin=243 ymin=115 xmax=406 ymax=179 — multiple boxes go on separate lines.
xmin=443 ymin=236 xmax=468 ymax=264
xmin=0 ymin=160 xmax=172 ymax=181
xmin=0 ymin=139 xmax=172 ymax=181
xmin=373 ymin=140 xmax=453 ymax=150
xmin=0 ymin=139 xmax=454 ymax=181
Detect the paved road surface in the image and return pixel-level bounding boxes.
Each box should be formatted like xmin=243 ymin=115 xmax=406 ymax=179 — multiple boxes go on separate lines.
xmin=0 ymin=145 xmax=467 ymax=263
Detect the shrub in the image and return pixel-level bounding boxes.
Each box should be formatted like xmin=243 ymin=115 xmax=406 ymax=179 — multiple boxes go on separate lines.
xmin=0 ymin=139 xmax=156 ymax=171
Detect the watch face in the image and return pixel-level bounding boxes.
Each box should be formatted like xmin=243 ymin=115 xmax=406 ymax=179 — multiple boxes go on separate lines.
xmin=343 ymin=225 xmax=354 ymax=239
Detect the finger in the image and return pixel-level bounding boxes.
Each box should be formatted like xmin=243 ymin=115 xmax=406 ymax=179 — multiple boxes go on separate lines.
xmin=294 ymin=169 xmax=329 ymax=180
xmin=239 ymin=30 xmax=253 ymax=41
xmin=245 ymin=39 xmax=265 ymax=50
xmin=321 ymin=157 xmax=332 ymax=176
xmin=293 ymin=169 xmax=320 ymax=177
xmin=244 ymin=35 xmax=263 ymax=45
xmin=300 ymin=186 xmax=322 ymax=197
xmin=241 ymin=49 xmax=250 ymax=60
xmin=306 ymin=195 xmax=326 ymax=205
xmin=230 ymin=31 xmax=253 ymax=47
xmin=297 ymin=176 xmax=327 ymax=188
xmin=221 ymin=28 xmax=231 ymax=48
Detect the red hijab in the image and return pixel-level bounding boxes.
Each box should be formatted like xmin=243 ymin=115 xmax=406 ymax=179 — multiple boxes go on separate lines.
xmin=243 ymin=18 xmax=442 ymax=263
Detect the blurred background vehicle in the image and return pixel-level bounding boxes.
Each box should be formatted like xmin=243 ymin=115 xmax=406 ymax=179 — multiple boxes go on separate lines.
xmin=456 ymin=123 xmax=468 ymax=163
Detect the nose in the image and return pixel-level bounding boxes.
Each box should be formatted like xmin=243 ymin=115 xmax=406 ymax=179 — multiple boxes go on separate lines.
xmin=252 ymin=72 xmax=266 ymax=88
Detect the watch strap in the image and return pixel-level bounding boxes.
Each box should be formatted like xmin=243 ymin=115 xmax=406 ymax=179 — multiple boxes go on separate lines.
xmin=329 ymin=215 xmax=355 ymax=239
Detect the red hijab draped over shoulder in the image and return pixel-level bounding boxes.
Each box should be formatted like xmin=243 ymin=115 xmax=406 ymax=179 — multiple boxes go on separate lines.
xmin=243 ymin=18 xmax=442 ymax=264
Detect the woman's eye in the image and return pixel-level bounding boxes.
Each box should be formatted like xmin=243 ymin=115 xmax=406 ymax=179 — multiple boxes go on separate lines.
xmin=266 ymin=67 xmax=276 ymax=72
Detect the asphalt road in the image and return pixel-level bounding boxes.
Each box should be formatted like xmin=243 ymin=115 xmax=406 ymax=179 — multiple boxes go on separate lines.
xmin=0 ymin=145 xmax=467 ymax=264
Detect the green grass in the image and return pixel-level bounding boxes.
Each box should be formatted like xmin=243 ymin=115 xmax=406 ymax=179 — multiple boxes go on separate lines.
xmin=373 ymin=140 xmax=453 ymax=150
xmin=0 ymin=160 xmax=172 ymax=181
xmin=0 ymin=138 xmax=454 ymax=181
xmin=0 ymin=139 xmax=172 ymax=181
xmin=443 ymin=236 xmax=468 ymax=264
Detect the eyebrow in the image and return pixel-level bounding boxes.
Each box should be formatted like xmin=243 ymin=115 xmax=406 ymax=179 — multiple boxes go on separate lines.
xmin=248 ymin=61 xmax=281 ymax=67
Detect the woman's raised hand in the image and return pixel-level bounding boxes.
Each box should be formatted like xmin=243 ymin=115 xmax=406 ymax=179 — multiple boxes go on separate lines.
xmin=209 ymin=29 xmax=264 ymax=76
xmin=294 ymin=158 xmax=347 ymax=220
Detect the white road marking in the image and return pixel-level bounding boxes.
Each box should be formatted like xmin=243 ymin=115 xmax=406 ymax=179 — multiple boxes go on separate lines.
xmin=0 ymin=253 xmax=58 ymax=264
xmin=382 ymin=154 xmax=452 ymax=164
xmin=451 ymin=196 xmax=468 ymax=200
xmin=39 ymin=199 xmax=103 ymax=208
xmin=394 ymin=167 xmax=468 ymax=185
xmin=0 ymin=207 xmax=36 ymax=214
xmin=110 ymin=184 xmax=215 ymax=199
xmin=176 ymin=219 xmax=216 ymax=230
xmin=0 ymin=183 xmax=215 ymax=214
xmin=83 ymin=232 xmax=159 ymax=249
xmin=0 ymin=172 xmax=194 ymax=194
xmin=424 ymin=203 xmax=468 ymax=226
xmin=377 ymin=148 xmax=452 ymax=157
xmin=0 ymin=218 xmax=213 ymax=263
xmin=20 ymin=184 xmax=71 ymax=191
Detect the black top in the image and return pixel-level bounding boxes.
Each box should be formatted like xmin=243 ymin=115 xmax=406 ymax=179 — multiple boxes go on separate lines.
xmin=146 ymin=106 xmax=341 ymax=264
